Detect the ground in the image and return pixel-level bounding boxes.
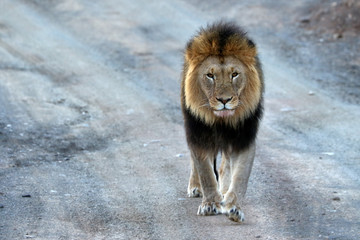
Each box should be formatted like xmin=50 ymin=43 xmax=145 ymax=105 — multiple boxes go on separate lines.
xmin=0 ymin=0 xmax=359 ymax=239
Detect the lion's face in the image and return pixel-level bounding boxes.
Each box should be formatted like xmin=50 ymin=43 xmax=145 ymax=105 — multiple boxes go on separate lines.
xmin=182 ymin=22 xmax=262 ymax=126
xmin=197 ymin=56 xmax=247 ymax=118
xmin=183 ymin=53 xmax=261 ymax=127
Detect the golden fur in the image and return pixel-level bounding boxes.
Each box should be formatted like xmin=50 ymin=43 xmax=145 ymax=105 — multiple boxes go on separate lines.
xmin=183 ymin=24 xmax=262 ymax=127
xmin=181 ymin=21 xmax=264 ymax=222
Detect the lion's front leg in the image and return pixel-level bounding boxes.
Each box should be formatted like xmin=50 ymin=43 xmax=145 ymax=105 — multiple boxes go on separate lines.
xmin=221 ymin=143 xmax=255 ymax=222
xmin=187 ymin=155 xmax=202 ymax=198
xmin=190 ymin=149 xmax=222 ymax=216
xmin=219 ymin=152 xmax=231 ymax=195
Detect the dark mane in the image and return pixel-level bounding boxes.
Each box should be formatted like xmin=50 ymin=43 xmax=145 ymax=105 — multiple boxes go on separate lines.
xmin=185 ymin=21 xmax=257 ymax=65
xmin=201 ymin=21 xmax=251 ymax=53
xmin=183 ymin=97 xmax=263 ymax=153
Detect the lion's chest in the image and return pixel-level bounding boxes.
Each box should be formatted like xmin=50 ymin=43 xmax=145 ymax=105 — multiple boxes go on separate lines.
xmin=184 ymin=107 xmax=261 ymax=153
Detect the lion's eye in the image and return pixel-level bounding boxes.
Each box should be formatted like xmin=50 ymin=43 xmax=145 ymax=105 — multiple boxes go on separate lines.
xmin=206 ymin=73 xmax=214 ymax=79
xmin=232 ymin=72 xmax=239 ymax=78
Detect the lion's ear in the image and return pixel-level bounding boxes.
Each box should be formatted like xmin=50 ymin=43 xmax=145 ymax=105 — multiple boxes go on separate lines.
xmin=185 ymin=49 xmax=193 ymax=63
xmin=241 ymin=47 xmax=257 ymax=58
xmin=247 ymin=39 xmax=255 ymax=48
xmin=185 ymin=50 xmax=198 ymax=68
xmin=185 ymin=40 xmax=209 ymax=68
xmin=185 ymin=39 xmax=194 ymax=62
xmin=245 ymin=39 xmax=257 ymax=58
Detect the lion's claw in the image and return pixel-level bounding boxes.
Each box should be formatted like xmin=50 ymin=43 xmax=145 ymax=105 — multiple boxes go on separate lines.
xmin=197 ymin=202 xmax=220 ymax=216
xmin=225 ymin=206 xmax=245 ymax=222
xmin=188 ymin=187 xmax=202 ymax=198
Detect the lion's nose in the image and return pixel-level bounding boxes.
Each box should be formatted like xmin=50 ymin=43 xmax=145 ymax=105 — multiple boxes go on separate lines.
xmin=216 ymin=97 xmax=233 ymax=104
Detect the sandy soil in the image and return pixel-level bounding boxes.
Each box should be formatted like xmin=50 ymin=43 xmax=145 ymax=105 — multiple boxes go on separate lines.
xmin=0 ymin=0 xmax=359 ymax=239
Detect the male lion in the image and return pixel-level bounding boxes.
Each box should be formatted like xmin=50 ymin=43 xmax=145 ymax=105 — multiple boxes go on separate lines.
xmin=181 ymin=21 xmax=264 ymax=222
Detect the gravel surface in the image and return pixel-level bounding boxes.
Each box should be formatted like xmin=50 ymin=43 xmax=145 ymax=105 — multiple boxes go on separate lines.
xmin=0 ymin=0 xmax=359 ymax=239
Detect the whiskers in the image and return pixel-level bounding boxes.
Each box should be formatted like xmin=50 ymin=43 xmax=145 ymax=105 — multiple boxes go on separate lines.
xmin=234 ymin=101 xmax=242 ymax=108
xmin=198 ymin=101 xmax=210 ymax=109
xmin=197 ymin=99 xmax=241 ymax=111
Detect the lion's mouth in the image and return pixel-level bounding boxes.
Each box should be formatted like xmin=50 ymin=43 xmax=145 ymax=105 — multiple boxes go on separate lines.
xmin=213 ymin=109 xmax=235 ymax=117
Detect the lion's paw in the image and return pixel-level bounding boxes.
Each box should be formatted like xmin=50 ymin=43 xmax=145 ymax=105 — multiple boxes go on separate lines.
xmin=188 ymin=187 xmax=202 ymax=198
xmin=197 ymin=202 xmax=220 ymax=216
xmin=227 ymin=206 xmax=245 ymax=222
xmin=221 ymin=203 xmax=245 ymax=222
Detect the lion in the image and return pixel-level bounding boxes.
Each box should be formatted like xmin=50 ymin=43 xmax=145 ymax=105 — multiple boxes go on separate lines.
xmin=181 ymin=21 xmax=264 ymax=222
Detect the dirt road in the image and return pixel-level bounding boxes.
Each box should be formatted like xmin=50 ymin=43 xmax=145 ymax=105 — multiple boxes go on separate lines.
xmin=0 ymin=0 xmax=359 ymax=239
